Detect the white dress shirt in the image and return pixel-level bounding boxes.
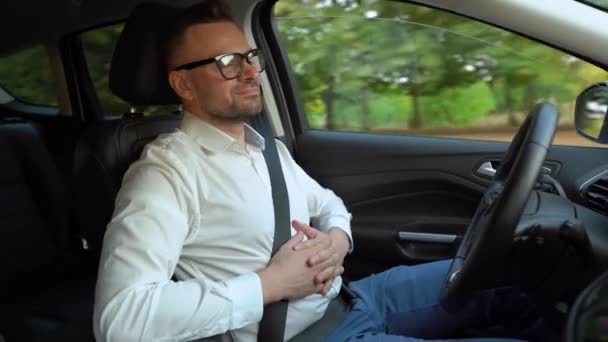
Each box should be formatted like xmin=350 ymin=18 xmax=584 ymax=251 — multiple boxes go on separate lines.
xmin=93 ymin=112 xmax=353 ymax=342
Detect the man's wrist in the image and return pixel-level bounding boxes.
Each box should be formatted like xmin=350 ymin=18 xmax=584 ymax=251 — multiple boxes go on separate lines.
xmin=328 ymin=227 xmax=350 ymax=256
xmin=258 ymin=266 xmax=283 ymax=304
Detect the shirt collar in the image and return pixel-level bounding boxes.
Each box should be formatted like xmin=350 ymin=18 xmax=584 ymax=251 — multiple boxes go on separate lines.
xmin=180 ymin=111 xmax=266 ymax=154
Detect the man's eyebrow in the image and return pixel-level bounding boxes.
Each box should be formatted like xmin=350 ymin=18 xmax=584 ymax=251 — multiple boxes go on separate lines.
xmin=209 ymin=48 xmax=255 ymax=56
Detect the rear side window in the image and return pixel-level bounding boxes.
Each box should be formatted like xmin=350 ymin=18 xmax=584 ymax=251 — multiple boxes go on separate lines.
xmin=81 ymin=24 xmax=125 ymax=115
xmin=81 ymin=24 xmax=179 ymax=116
xmin=0 ymin=45 xmax=59 ymax=107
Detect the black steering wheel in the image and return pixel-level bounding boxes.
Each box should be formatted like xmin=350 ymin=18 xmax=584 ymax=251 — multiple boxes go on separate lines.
xmin=440 ymin=102 xmax=559 ymax=311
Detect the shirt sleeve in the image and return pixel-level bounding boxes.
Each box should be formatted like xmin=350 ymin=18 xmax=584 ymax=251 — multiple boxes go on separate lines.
xmin=275 ymin=140 xmax=353 ymax=252
xmin=93 ymin=148 xmax=263 ymax=342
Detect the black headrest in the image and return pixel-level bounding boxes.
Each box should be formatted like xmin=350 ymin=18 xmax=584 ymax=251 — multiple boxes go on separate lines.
xmin=109 ymin=2 xmax=182 ymax=106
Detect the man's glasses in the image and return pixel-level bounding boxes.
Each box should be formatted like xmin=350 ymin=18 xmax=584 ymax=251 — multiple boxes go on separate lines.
xmin=174 ymin=49 xmax=266 ymax=80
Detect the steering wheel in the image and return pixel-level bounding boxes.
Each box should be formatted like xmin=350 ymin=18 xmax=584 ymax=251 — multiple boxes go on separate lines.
xmin=440 ymin=102 xmax=559 ymax=311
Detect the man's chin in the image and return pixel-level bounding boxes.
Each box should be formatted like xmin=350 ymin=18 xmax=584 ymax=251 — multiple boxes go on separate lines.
xmin=236 ymin=102 xmax=264 ymax=117
xmin=217 ymin=108 xmax=262 ymax=122
xmin=206 ymin=99 xmax=263 ymax=122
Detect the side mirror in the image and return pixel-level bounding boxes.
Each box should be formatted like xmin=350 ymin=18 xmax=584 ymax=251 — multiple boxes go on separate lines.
xmin=575 ymin=82 xmax=608 ymax=144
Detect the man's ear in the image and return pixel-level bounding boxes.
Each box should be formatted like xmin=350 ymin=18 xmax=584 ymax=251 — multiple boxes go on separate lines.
xmin=168 ymin=70 xmax=195 ymax=101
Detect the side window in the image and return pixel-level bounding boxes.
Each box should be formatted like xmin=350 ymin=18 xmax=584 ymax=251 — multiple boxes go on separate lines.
xmin=274 ymin=1 xmax=608 ymax=147
xmin=0 ymin=45 xmax=59 ymax=107
xmin=81 ymin=24 xmax=179 ymax=116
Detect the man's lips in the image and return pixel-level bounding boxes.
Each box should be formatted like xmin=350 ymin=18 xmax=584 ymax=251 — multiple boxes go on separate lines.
xmin=234 ymin=85 xmax=260 ymax=96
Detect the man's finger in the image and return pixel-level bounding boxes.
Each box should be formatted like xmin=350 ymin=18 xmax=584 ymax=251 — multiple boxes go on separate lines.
xmin=321 ymin=266 xmax=344 ymax=296
xmin=292 ymin=220 xmax=318 ymax=239
xmin=293 ymin=231 xmax=331 ymax=251
xmin=335 ymin=265 xmax=344 ymax=278
xmin=307 ymin=248 xmax=331 ymax=266
xmin=314 ymin=266 xmax=336 ymax=284
xmin=293 ymin=236 xmax=319 ymax=251
xmin=326 ymin=265 xmax=344 ymax=280
xmin=320 ymin=280 xmax=333 ymax=296
xmin=314 ymin=262 xmax=342 ymax=284
xmin=286 ymin=231 xmax=305 ymax=248
xmin=315 ymin=282 xmax=324 ymax=293
xmin=315 ymin=251 xmax=340 ymax=272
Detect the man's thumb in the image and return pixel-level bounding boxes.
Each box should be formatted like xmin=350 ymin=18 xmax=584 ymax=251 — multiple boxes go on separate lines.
xmin=292 ymin=220 xmax=317 ymax=239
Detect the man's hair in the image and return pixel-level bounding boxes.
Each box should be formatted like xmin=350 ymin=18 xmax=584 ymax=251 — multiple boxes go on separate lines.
xmin=163 ymin=0 xmax=235 ymax=69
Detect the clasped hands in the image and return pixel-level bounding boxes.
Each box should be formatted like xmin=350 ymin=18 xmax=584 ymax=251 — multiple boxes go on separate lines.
xmin=259 ymin=220 xmax=350 ymax=304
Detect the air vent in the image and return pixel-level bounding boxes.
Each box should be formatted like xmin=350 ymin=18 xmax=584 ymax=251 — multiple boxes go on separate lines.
xmin=584 ymin=176 xmax=608 ymax=213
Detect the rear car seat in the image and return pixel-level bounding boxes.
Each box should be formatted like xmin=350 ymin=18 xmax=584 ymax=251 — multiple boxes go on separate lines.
xmin=0 ymin=117 xmax=95 ymax=341
xmin=0 ymin=4 xmax=183 ymax=341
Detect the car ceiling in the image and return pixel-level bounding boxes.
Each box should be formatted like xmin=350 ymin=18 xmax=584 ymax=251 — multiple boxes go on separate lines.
xmin=0 ymin=0 xmax=254 ymax=55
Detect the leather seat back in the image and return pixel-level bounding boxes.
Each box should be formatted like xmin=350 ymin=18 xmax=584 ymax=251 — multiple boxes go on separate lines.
xmin=0 ymin=118 xmax=70 ymax=297
xmin=73 ymin=113 xmax=181 ymax=266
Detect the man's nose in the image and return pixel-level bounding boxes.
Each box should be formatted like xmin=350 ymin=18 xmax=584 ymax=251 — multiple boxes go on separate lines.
xmin=239 ymin=60 xmax=259 ymax=80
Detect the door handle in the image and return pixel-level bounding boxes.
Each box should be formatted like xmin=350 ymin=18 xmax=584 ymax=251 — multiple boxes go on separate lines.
xmin=476 ymin=161 xmax=496 ymax=178
xmin=398 ymin=231 xmax=458 ymax=244
xmin=477 ymin=161 xmax=553 ymax=179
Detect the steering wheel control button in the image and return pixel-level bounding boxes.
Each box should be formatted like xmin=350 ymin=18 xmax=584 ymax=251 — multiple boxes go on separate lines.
xmin=448 ymin=270 xmax=460 ymax=284
xmin=514 ymin=235 xmax=529 ymax=242
xmin=560 ymin=221 xmax=588 ymax=245
xmin=514 ymin=224 xmax=544 ymax=245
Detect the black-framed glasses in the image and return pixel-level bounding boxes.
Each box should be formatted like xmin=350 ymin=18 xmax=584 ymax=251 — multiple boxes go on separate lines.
xmin=174 ymin=49 xmax=266 ymax=80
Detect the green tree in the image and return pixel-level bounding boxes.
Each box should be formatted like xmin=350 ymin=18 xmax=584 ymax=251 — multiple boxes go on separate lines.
xmin=275 ymin=0 xmax=608 ymax=132
xmin=0 ymin=46 xmax=59 ymax=106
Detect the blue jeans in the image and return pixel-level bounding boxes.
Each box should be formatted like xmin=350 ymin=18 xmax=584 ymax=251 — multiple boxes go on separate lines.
xmin=325 ymin=259 xmax=557 ymax=342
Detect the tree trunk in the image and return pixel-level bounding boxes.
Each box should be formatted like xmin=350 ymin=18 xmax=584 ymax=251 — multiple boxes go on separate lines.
xmin=360 ymin=89 xmax=371 ymax=131
xmin=409 ymin=82 xmax=422 ymax=129
xmin=505 ymin=78 xmax=518 ymax=126
xmin=323 ymin=77 xmax=336 ymax=130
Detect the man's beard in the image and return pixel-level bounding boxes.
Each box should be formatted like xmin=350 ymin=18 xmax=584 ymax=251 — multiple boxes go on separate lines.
xmin=204 ymin=87 xmax=263 ymax=122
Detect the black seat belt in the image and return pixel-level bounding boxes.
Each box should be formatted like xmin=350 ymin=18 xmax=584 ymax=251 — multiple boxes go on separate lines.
xmin=250 ymin=113 xmax=290 ymax=342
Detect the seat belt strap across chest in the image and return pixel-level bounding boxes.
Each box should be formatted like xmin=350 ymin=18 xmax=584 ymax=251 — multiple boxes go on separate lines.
xmin=251 ymin=113 xmax=290 ymax=342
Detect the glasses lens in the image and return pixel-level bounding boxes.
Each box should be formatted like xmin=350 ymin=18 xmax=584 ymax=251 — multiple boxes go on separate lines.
xmin=217 ymin=54 xmax=242 ymax=79
xmin=248 ymin=50 xmax=265 ymax=72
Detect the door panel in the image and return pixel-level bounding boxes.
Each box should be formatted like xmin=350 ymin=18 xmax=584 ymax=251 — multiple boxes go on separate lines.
xmin=295 ymin=130 xmax=608 ymax=280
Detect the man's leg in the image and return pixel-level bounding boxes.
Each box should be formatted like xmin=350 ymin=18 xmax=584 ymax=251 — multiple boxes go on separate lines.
xmin=324 ymin=259 xmax=548 ymax=342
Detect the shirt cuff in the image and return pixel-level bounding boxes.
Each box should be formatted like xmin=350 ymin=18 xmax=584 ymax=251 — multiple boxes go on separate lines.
xmin=224 ymin=272 xmax=264 ymax=328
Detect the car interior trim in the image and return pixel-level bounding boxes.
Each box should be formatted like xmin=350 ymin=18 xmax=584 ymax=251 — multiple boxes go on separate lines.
xmin=398 ymin=232 xmax=458 ymax=244
xmin=412 ymin=0 xmax=608 ymax=68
